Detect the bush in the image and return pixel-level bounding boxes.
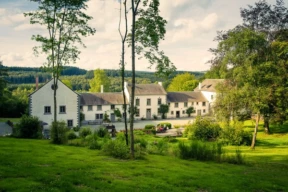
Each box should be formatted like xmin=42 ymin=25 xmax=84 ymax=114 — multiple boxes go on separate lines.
xmin=157 ymin=122 xmax=172 ymax=129
xmin=67 ymin=130 xmax=77 ymax=140
xmin=102 ymin=139 xmax=129 ymax=159
xmin=73 ymin=126 xmax=80 ymax=132
xmin=50 ymin=121 xmax=68 ymax=144
xmin=85 ymin=132 xmax=102 ymax=150
xmin=178 ymin=140 xmax=223 ymax=161
xmin=220 ymin=122 xmax=252 ymax=146
xmin=144 ymin=124 xmax=155 ymax=130
xmin=153 ymin=114 xmax=158 ymax=120
xmin=79 ymin=127 xmax=92 ymax=138
xmin=147 ymin=139 xmax=168 ymax=155
xmin=96 ymin=126 xmax=109 ymax=138
xmin=13 ymin=115 xmax=42 ymax=138
xmin=184 ymin=116 xmax=221 ymax=141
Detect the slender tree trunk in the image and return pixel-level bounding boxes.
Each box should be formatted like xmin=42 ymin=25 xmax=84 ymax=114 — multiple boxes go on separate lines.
xmin=251 ymin=112 xmax=260 ymax=149
xmin=264 ymin=115 xmax=270 ymax=134
xmin=118 ymin=0 xmax=129 ymax=146
xmin=129 ymin=0 xmax=137 ymax=158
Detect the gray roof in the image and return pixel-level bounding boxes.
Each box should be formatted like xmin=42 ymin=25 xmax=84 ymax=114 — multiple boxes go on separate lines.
xmin=167 ymin=91 xmax=207 ymax=103
xmin=194 ymin=79 xmax=224 ymax=92
xmin=127 ymin=83 xmax=167 ymax=95
xmin=80 ymin=92 xmax=126 ymax=105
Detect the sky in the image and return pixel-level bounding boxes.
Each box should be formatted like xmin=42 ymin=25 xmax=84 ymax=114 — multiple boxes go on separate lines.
xmin=0 ymin=0 xmax=278 ymax=72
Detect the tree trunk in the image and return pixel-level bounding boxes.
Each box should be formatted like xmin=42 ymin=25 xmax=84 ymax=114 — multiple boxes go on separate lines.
xmin=129 ymin=0 xmax=136 ymax=158
xmin=264 ymin=115 xmax=271 ymax=134
xmin=119 ymin=0 xmax=129 ymax=146
xmin=53 ymin=77 xmax=57 ymax=123
xmin=251 ymin=112 xmax=260 ymax=149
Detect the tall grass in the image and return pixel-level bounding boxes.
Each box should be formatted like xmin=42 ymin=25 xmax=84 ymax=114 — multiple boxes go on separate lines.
xmin=178 ymin=140 xmax=245 ymax=164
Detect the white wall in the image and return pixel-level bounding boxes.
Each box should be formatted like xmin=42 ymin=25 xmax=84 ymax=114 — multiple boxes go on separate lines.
xmin=167 ymin=101 xmax=210 ymax=118
xmin=82 ymin=104 xmax=124 ymax=121
xmin=30 ymin=80 xmax=79 ymax=127
xmin=134 ymin=94 xmax=166 ymax=120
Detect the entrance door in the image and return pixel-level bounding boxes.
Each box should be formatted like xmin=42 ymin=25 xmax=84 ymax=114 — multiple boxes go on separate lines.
xmin=110 ymin=113 xmax=115 ymax=122
xmin=176 ymin=111 xmax=180 ymax=118
xmin=146 ymin=109 xmax=151 ymax=119
xmin=197 ymin=110 xmax=201 ymax=116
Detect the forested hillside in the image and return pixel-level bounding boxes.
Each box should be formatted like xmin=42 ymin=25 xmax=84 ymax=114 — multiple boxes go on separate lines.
xmin=1 ymin=65 xmax=204 ymax=92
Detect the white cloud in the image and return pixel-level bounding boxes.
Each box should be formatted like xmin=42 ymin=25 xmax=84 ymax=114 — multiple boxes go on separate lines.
xmin=200 ymin=13 xmax=218 ymax=30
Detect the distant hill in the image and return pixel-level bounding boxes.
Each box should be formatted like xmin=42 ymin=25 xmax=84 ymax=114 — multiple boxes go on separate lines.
xmin=1 ymin=65 xmax=205 ymax=91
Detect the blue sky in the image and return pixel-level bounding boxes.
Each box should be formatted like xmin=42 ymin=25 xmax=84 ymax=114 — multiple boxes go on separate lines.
xmin=0 ymin=0 xmax=278 ymax=71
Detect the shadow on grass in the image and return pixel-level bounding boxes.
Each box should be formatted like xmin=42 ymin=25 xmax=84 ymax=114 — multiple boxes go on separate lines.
xmin=270 ymin=122 xmax=288 ymax=134
xmin=256 ymin=140 xmax=278 ymax=147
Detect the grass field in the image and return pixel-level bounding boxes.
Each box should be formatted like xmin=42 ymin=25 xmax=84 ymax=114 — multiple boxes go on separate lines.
xmin=0 ymin=118 xmax=20 ymax=123
xmin=0 ymin=120 xmax=287 ymax=191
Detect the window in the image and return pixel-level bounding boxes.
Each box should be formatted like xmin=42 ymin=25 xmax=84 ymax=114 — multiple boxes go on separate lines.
xmin=97 ymin=105 xmax=102 ymax=111
xmin=203 ymin=109 xmax=206 ymax=113
xmin=211 ymin=95 xmax=214 ymax=100
xmin=59 ymin=106 xmax=66 ymax=113
xmin=184 ymin=102 xmax=188 ymax=107
xmin=67 ymin=120 xmax=73 ymax=127
xmin=202 ymin=102 xmax=206 ymax=106
xmin=111 ymin=105 xmax=115 ymax=110
xmin=157 ymin=108 xmax=161 ymax=115
xmin=135 ymin=109 xmax=140 ymax=117
xmin=80 ymin=106 xmax=83 ymax=111
xmin=136 ymin=98 xmax=140 ymax=106
xmin=88 ymin=105 xmax=93 ymax=111
xmin=191 ymin=102 xmax=194 ymax=106
xmin=171 ymin=111 xmax=174 ymax=115
xmin=182 ymin=110 xmax=185 ymax=114
xmin=168 ymin=102 xmax=170 ymax=106
xmin=147 ymin=98 xmax=151 ymax=106
xmin=44 ymin=106 xmax=51 ymax=114
xmin=175 ymin=103 xmax=179 ymax=108
xmin=158 ymin=98 xmax=162 ymax=105
xmin=196 ymin=102 xmax=199 ymax=105
xmin=96 ymin=114 xmax=103 ymax=119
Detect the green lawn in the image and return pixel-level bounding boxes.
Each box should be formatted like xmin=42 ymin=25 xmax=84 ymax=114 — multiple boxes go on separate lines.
xmin=0 ymin=117 xmax=20 ymax=123
xmin=0 ymin=136 xmax=288 ymax=192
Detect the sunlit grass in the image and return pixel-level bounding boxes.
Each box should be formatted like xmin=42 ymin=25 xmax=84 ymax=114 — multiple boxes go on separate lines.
xmin=0 ymin=117 xmax=20 ymax=123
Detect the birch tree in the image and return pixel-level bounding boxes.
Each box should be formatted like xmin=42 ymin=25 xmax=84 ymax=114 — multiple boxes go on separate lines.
xmin=25 ymin=0 xmax=96 ymax=122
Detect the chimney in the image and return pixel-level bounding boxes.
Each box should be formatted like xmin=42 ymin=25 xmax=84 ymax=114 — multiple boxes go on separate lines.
xmin=35 ymin=76 xmax=39 ymax=90
xmin=158 ymin=82 xmax=163 ymax=86
xmin=198 ymin=82 xmax=202 ymax=90
xmin=101 ymin=85 xmax=104 ymax=93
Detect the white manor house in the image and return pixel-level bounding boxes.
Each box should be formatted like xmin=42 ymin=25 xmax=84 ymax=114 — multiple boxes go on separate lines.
xmin=29 ymin=79 xmax=223 ymax=127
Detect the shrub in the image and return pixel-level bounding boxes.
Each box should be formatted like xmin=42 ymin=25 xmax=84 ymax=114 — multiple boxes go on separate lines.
xmin=102 ymin=139 xmax=129 ymax=159
xmin=184 ymin=116 xmax=221 ymax=141
xmin=220 ymin=122 xmax=252 ymax=146
xmin=141 ymin=117 xmax=146 ymax=120
xmin=96 ymin=126 xmax=109 ymax=138
xmin=79 ymin=127 xmax=92 ymax=138
xmin=50 ymin=121 xmax=68 ymax=144
xmin=158 ymin=122 xmax=172 ymax=129
xmin=73 ymin=126 xmax=80 ymax=132
xmin=178 ymin=140 xmax=223 ymax=161
xmin=67 ymin=130 xmax=77 ymax=140
xmin=153 ymin=114 xmax=158 ymax=120
xmin=13 ymin=115 xmax=42 ymax=138
xmin=147 ymin=139 xmax=168 ymax=155
xmin=85 ymin=132 xmax=102 ymax=150
xmin=144 ymin=124 xmax=155 ymax=130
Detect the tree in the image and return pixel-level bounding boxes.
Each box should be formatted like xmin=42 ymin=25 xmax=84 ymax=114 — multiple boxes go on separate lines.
xmin=118 ymin=0 xmax=129 ymax=146
xmin=89 ymin=69 xmax=111 ymax=92
xmin=61 ymin=79 xmax=72 ymax=89
xmin=159 ymin=104 xmax=169 ymax=119
xmin=167 ymin=73 xmax=198 ymax=91
xmin=25 ymin=0 xmax=96 ymax=122
xmin=128 ymin=0 xmax=175 ymax=158
xmin=208 ymin=0 xmax=288 ymax=149
xmin=186 ymin=107 xmax=195 ymax=117
xmin=0 ymin=62 xmax=8 ymax=116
